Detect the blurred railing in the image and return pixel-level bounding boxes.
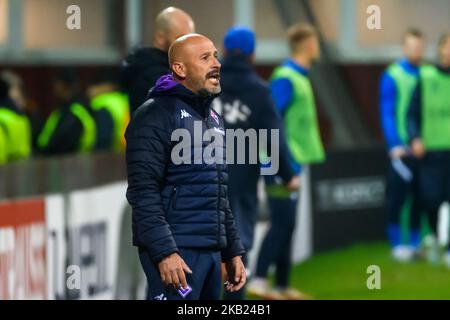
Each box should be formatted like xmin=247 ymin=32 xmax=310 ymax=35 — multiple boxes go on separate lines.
xmin=0 ymin=152 xmax=126 ymax=200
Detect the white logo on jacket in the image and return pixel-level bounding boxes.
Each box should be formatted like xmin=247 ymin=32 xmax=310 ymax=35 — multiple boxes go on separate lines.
xmin=181 ymin=109 xmax=192 ymax=119
xmin=212 ymin=98 xmax=252 ymax=124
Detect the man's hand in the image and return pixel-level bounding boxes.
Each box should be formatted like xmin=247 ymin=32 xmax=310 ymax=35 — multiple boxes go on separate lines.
xmin=158 ymin=253 xmax=192 ymax=290
xmin=286 ymin=176 xmax=300 ymax=192
xmin=411 ymin=138 xmax=426 ymax=158
xmin=224 ymin=256 xmax=246 ymax=292
xmin=389 ymin=146 xmax=408 ymax=160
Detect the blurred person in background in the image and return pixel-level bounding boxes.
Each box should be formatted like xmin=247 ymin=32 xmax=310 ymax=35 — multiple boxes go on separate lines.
xmin=379 ymin=29 xmax=425 ymax=262
xmin=214 ymin=26 xmax=299 ymax=300
xmin=87 ymin=71 xmax=129 ymax=152
xmin=0 ymin=71 xmax=32 ymax=162
xmin=408 ymin=32 xmax=450 ymax=267
xmin=0 ymin=78 xmax=9 ymax=164
xmin=37 ymin=69 xmax=96 ymax=155
xmin=122 ymin=7 xmax=195 ymax=115
xmin=25 ymin=97 xmax=46 ymax=151
xmin=0 ymin=126 xmax=6 ymax=165
xmin=248 ymin=23 xmax=324 ymax=300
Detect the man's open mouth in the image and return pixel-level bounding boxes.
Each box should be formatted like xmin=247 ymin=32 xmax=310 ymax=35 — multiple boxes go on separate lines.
xmin=206 ymin=71 xmax=220 ymax=83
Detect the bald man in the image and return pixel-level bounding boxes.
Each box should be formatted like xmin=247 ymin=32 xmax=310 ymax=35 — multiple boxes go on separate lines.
xmin=126 ymin=34 xmax=246 ymax=300
xmin=122 ymin=7 xmax=195 ymax=115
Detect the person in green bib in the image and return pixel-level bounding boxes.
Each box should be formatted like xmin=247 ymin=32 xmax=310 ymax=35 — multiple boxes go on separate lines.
xmin=0 ymin=126 xmax=7 ymax=165
xmin=250 ymin=23 xmax=324 ymax=300
xmin=87 ymin=73 xmax=130 ymax=152
xmin=0 ymin=71 xmax=32 ymax=162
xmin=37 ymin=70 xmax=96 ymax=155
xmin=379 ymin=29 xmax=425 ymax=262
xmin=408 ymin=32 xmax=450 ymax=267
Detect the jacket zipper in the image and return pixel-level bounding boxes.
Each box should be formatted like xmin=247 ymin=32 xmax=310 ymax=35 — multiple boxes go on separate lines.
xmin=204 ymin=114 xmax=222 ymax=247
xmin=167 ymin=186 xmax=177 ymax=212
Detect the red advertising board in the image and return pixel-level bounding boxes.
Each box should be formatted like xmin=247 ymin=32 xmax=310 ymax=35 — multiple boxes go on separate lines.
xmin=0 ymin=198 xmax=47 ymax=299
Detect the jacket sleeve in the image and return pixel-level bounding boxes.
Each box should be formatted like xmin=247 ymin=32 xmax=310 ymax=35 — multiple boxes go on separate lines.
xmin=259 ymin=86 xmax=296 ymax=181
xmin=270 ymin=78 xmax=293 ymax=114
xmin=125 ymin=102 xmax=179 ymax=263
xmin=407 ymin=81 xmax=422 ymax=141
xmin=379 ymin=72 xmax=404 ymax=151
xmin=221 ymin=193 xmax=246 ymax=262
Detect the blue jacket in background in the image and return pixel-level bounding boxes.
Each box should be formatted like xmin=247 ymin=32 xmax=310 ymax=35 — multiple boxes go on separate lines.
xmin=213 ymin=54 xmax=295 ymax=194
xmin=379 ymin=59 xmax=420 ymax=151
xmin=125 ymin=74 xmax=245 ymax=263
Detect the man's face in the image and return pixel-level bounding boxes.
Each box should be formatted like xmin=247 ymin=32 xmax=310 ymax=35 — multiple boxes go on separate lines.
xmin=304 ymin=36 xmax=320 ymax=62
xmin=439 ymin=37 xmax=450 ymax=67
xmin=53 ymin=81 xmax=72 ymax=102
xmin=9 ymin=84 xmax=26 ymax=111
xmin=403 ymin=35 xmax=425 ymax=65
xmin=179 ymin=39 xmax=221 ymax=96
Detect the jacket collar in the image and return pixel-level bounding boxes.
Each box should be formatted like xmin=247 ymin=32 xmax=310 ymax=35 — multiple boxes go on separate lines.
xmin=149 ymin=74 xmax=219 ymax=118
xmin=284 ymin=59 xmax=309 ymax=76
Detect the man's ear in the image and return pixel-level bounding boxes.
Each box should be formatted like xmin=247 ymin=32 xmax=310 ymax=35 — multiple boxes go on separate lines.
xmin=172 ymin=62 xmax=186 ymax=79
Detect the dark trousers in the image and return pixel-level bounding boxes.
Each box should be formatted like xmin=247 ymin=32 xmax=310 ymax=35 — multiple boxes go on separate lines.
xmin=418 ymin=151 xmax=450 ymax=237
xmin=139 ymin=247 xmax=222 ymax=300
xmin=255 ymin=195 xmax=297 ymax=289
xmin=386 ymin=156 xmax=421 ymax=247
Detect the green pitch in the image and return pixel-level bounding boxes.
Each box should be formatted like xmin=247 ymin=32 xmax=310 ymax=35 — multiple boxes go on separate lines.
xmin=250 ymin=242 xmax=450 ymax=300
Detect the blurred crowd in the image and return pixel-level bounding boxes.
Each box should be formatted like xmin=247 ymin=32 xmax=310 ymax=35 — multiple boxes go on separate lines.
xmin=380 ymin=29 xmax=450 ymax=266
xmin=0 ymin=68 xmax=129 ymax=164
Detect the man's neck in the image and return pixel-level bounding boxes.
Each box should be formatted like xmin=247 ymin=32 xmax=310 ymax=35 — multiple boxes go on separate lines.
xmin=153 ymin=42 xmax=167 ymax=52
xmin=176 ymin=79 xmax=197 ymax=95
xmin=177 ymin=78 xmax=213 ymax=98
xmin=403 ymin=58 xmax=420 ymax=67
xmin=291 ymin=55 xmax=311 ymax=70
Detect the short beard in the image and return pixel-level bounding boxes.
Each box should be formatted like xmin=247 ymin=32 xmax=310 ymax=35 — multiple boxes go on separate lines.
xmin=198 ymin=85 xmax=221 ymax=97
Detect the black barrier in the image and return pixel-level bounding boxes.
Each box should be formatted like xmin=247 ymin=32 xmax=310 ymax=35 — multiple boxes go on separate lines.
xmin=310 ymin=145 xmax=388 ymax=252
xmin=0 ymin=152 xmax=126 ymax=200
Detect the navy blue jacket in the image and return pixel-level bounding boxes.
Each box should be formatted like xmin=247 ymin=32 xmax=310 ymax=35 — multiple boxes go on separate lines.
xmin=213 ymin=55 xmax=295 ymax=197
xmin=121 ymin=47 xmax=171 ymax=115
xmin=125 ymin=74 xmax=245 ymax=263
